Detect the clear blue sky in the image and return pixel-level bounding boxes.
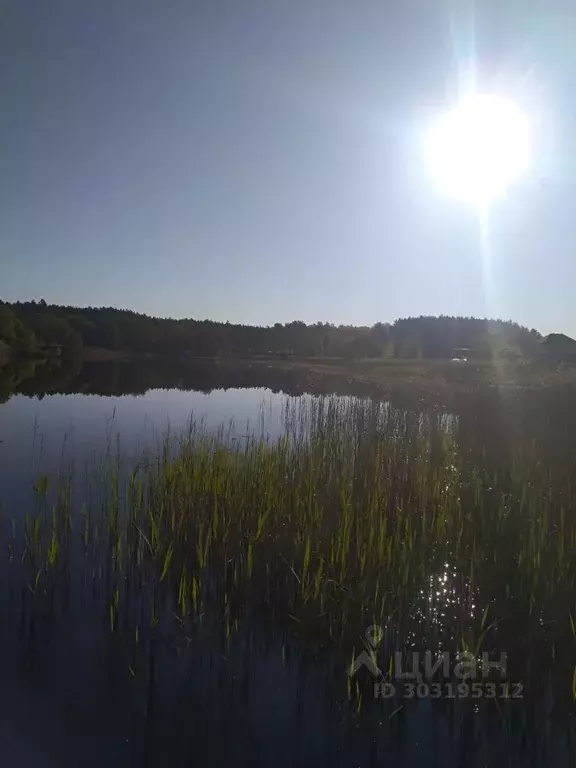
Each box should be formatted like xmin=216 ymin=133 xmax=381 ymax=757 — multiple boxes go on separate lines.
xmin=1 ymin=0 xmax=575 ymax=334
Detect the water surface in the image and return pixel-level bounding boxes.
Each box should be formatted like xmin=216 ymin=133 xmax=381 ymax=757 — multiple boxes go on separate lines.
xmin=0 ymin=385 xmax=287 ymax=514
xmin=1 ymin=358 xmax=576 ymax=767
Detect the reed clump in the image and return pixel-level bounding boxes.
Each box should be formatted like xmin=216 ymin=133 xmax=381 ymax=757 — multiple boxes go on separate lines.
xmin=6 ymin=394 xmax=576 ymax=707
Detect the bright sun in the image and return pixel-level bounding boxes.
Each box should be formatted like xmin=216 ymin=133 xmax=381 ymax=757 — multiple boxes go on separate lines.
xmin=425 ymin=94 xmax=532 ymax=206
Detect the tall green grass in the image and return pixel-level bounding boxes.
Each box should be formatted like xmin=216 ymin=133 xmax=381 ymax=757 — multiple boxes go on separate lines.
xmin=5 ymin=394 xmax=576 ymax=710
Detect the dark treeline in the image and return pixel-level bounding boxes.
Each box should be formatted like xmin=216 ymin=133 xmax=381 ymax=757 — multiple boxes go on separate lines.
xmin=0 ymin=299 xmax=542 ymax=361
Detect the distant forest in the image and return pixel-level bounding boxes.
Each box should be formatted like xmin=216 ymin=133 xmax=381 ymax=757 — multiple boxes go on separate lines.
xmin=0 ymin=300 xmax=543 ymax=362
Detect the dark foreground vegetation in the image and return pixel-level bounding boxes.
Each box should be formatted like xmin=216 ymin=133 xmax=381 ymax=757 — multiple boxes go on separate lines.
xmin=2 ymin=384 xmax=576 ymax=764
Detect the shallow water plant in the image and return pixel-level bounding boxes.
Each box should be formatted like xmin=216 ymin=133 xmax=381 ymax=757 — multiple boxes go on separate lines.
xmin=2 ymin=393 xmax=576 ymax=716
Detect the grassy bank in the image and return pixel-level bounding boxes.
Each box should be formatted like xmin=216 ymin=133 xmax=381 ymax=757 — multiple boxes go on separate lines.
xmin=261 ymin=355 xmax=576 ymax=399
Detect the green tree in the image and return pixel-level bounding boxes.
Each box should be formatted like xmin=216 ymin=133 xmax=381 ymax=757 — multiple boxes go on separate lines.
xmin=32 ymin=314 xmax=73 ymax=345
xmin=13 ymin=326 xmax=37 ymax=355
xmin=0 ymin=307 xmax=18 ymax=343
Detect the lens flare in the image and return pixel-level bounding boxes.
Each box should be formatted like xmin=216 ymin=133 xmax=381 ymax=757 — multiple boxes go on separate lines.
xmin=425 ymin=94 xmax=532 ymax=205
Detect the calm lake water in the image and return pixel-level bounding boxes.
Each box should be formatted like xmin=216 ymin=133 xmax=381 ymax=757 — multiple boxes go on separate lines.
xmin=0 ymin=386 xmax=289 ymax=515
xmin=1 ymin=360 xmax=575 ymax=767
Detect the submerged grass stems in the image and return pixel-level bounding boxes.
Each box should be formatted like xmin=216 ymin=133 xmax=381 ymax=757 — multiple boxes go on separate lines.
xmin=4 ymin=394 xmax=576 ymax=711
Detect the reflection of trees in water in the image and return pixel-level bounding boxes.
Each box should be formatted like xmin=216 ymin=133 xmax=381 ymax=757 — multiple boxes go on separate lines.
xmin=11 ymin=360 xmax=357 ymax=400
xmin=0 ymin=360 xmax=37 ymax=404
xmin=5 ymin=359 xmax=576 ymax=470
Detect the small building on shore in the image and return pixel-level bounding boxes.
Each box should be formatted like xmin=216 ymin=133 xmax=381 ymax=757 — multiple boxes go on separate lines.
xmin=541 ymin=333 xmax=576 ymax=365
xmin=452 ymin=348 xmax=474 ymax=362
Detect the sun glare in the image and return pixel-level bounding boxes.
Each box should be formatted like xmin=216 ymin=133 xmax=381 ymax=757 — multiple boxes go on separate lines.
xmin=425 ymin=94 xmax=532 ymax=206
